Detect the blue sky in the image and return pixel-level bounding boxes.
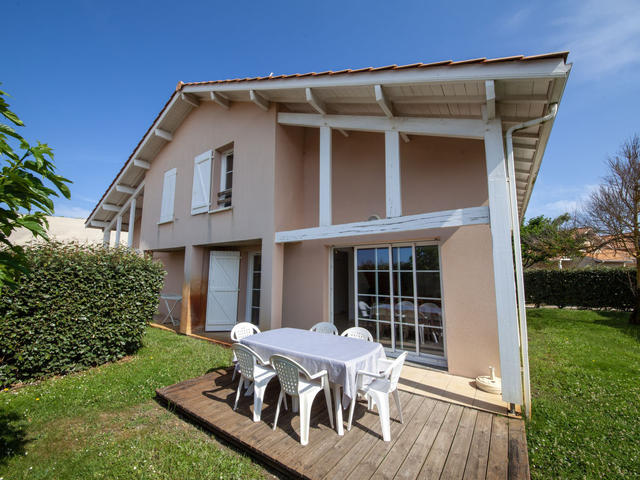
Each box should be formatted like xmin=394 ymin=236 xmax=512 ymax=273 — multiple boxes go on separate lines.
xmin=3 ymin=0 xmax=640 ymax=220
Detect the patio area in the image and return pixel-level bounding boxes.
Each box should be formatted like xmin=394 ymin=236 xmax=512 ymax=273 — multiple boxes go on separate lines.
xmin=156 ymin=367 xmax=529 ymax=479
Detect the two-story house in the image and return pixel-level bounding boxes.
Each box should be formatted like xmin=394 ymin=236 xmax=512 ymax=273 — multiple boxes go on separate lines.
xmin=86 ymin=52 xmax=571 ymax=416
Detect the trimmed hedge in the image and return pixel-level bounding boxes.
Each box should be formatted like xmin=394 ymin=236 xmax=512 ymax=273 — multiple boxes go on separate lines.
xmin=0 ymin=242 xmax=165 ymax=386
xmin=524 ymin=268 xmax=636 ymax=310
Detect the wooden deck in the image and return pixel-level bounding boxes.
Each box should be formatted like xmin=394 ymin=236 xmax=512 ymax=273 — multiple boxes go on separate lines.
xmin=156 ymin=368 xmax=529 ymax=480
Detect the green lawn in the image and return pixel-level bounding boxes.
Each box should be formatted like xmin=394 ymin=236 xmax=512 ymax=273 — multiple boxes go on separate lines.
xmin=0 ymin=327 xmax=269 ymax=480
xmin=527 ymin=308 xmax=640 ymax=479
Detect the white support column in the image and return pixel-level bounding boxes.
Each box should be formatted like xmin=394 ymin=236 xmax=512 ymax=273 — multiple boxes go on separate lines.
xmin=114 ymin=215 xmax=122 ymax=246
xmin=483 ymin=119 xmax=523 ymax=405
xmin=385 ymin=131 xmax=402 ymax=218
xmin=319 ymin=126 xmax=332 ymax=226
xmin=102 ymin=227 xmax=111 ymax=247
xmin=128 ymin=196 xmax=137 ymax=248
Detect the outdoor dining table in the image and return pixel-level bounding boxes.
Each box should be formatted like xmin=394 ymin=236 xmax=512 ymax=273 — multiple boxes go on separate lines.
xmin=240 ymin=327 xmax=386 ymax=435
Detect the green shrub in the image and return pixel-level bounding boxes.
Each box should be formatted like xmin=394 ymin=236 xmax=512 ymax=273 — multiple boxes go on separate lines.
xmin=524 ymin=268 xmax=635 ymax=309
xmin=0 ymin=242 xmax=165 ymax=386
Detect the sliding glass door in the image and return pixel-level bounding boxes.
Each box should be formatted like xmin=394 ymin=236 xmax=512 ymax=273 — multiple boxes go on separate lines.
xmin=355 ymin=243 xmax=445 ymax=362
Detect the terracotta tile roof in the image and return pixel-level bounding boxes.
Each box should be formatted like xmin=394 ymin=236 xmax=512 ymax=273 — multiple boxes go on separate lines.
xmin=87 ymin=52 xmax=570 ymax=224
xmin=178 ymin=52 xmax=569 ymax=89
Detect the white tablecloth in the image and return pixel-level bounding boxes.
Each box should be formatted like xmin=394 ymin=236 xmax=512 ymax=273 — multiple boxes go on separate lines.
xmin=240 ymin=327 xmax=385 ymax=407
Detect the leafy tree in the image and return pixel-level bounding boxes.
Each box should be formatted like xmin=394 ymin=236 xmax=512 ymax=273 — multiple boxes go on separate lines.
xmin=520 ymin=213 xmax=587 ymax=268
xmin=582 ymin=135 xmax=640 ymax=324
xmin=0 ymin=87 xmax=71 ymax=286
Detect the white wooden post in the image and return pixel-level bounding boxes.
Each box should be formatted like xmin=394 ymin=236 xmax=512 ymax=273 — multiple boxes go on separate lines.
xmin=385 ymin=131 xmax=402 ymax=218
xmin=483 ymin=119 xmax=523 ymax=405
xmin=102 ymin=227 xmax=111 ymax=247
xmin=115 ymin=215 xmax=122 ymax=246
xmin=319 ymin=126 xmax=332 ymax=226
xmin=128 ymin=196 xmax=137 ymax=248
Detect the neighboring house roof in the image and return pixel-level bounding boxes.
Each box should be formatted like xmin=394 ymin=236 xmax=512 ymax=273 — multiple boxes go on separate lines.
xmin=86 ymin=52 xmax=571 ymax=230
xmin=9 ymin=216 xmax=127 ymax=245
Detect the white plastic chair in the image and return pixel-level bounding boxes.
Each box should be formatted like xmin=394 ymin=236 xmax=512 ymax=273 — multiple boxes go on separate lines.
xmin=232 ymin=344 xmax=277 ymax=422
xmin=270 ymin=354 xmax=334 ymax=446
xmin=341 ymin=326 xmax=374 ymax=342
xmin=347 ymin=352 xmax=408 ymax=442
xmin=231 ymin=322 xmax=261 ymax=381
xmin=309 ymin=322 xmax=339 ymax=335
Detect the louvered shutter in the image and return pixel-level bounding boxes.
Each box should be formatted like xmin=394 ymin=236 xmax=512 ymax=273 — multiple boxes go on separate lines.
xmin=191 ymin=151 xmax=212 ymax=214
xmin=160 ymin=168 xmax=177 ymax=222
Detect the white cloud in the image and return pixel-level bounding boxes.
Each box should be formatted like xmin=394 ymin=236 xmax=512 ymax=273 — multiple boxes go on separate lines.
xmin=526 ymin=183 xmax=599 ymax=219
xmin=552 ymin=0 xmax=640 ymax=76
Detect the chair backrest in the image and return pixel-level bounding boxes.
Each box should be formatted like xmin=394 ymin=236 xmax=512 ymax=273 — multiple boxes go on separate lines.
xmin=232 ymin=343 xmax=266 ymax=382
xmin=231 ymin=322 xmax=260 ymax=342
xmin=309 ymin=322 xmax=339 ymax=335
xmin=341 ymin=326 xmax=374 ymax=342
xmin=270 ymin=354 xmax=312 ymax=396
xmin=384 ymin=352 xmax=408 ymax=391
xmin=358 ymin=301 xmax=371 ymax=318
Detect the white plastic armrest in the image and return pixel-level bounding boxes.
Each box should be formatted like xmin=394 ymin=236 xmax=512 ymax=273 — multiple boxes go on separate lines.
xmin=309 ymin=369 xmax=328 ymax=381
xmin=356 ymin=369 xmax=386 ymax=380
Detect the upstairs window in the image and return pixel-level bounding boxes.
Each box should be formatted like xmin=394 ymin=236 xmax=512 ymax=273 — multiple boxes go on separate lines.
xmin=218 ymin=149 xmax=233 ymax=208
xmin=159 ymin=168 xmax=177 ymax=223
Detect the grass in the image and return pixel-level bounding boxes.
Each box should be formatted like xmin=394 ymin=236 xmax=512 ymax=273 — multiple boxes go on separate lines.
xmin=526 ymin=308 xmax=640 ymax=479
xmin=0 ymin=327 xmax=270 ymax=479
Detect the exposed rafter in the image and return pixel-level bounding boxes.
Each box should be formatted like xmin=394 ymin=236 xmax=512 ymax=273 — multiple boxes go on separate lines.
xmin=102 ymin=203 xmax=121 ymax=212
xmin=484 ymin=80 xmax=496 ymax=121
xmin=305 ymin=88 xmax=326 ymax=114
xmin=249 ymin=90 xmax=270 ymax=111
xmin=154 ymin=128 xmax=173 ymax=141
xmin=180 ymin=93 xmax=200 ymax=108
xmin=133 ymin=158 xmax=150 ymax=169
xmin=210 ymin=91 xmax=230 ymax=109
xmin=374 ymin=84 xmax=393 ymax=118
xmin=91 ymin=220 xmax=108 ymax=228
xmin=116 ymin=184 xmax=136 ymax=194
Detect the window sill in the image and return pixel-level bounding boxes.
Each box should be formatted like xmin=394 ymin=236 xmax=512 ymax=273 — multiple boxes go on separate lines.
xmin=157 ymin=218 xmax=174 ymax=225
xmin=209 ymin=206 xmax=233 ymax=215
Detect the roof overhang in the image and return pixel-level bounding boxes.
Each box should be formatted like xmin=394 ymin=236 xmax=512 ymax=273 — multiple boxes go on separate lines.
xmin=86 ymin=53 xmax=571 ymax=229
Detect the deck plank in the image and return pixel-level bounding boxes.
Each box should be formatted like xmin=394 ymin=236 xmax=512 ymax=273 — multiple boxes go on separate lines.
xmin=463 ymin=411 xmax=493 ymax=480
xmin=394 ymin=400 xmax=450 ymax=480
xmin=440 ymin=407 xmax=478 ymax=480
xmin=507 ymin=418 xmax=530 ymax=480
xmin=155 ymin=368 xmax=529 ymax=480
xmin=323 ymin=391 xmax=418 ymax=480
xmin=369 ymin=397 xmax=437 ymax=480
xmin=346 ymin=393 xmax=428 ymax=480
xmin=486 ymin=415 xmax=509 ymax=480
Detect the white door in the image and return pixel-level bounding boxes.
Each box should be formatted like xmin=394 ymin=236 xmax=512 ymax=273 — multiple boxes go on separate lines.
xmin=206 ymin=251 xmax=240 ymax=331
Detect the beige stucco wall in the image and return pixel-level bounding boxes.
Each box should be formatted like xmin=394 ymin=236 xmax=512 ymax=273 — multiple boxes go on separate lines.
xmin=139 ymin=102 xmax=278 ymax=331
xmin=297 ymin=130 xmax=487 ymax=226
xmin=138 ymin=106 xmax=501 ymax=378
xmin=281 ymin=224 xmax=500 ymax=379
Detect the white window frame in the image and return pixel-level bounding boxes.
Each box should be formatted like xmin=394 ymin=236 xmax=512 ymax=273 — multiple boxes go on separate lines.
xmin=159 ymin=167 xmax=177 ymax=224
xmin=191 ymin=150 xmax=212 ymax=215
xmin=352 ymin=241 xmax=447 ymax=366
xmin=245 ymin=251 xmax=261 ymax=324
xmin=220 ymin=149 xmax=233 ymax=192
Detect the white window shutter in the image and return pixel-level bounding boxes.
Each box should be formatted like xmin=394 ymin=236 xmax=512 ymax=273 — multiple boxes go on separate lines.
xmin=191 ymin=151 xmax=212 ymax=214
xmin=160 ymin=168 xmax=177 ymax=222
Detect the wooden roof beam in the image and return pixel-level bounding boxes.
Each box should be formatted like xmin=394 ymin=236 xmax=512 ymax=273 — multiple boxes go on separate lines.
xmin=210 ymin=91 xmax=230 ymax=109
xmin=250 ymin=90 xmax=270 ymax=111
xmin=180 ymin=93 xmax=200 ymax=108
xmin=484 ymin=80 xmax=496 ymax=121
xmin=374 ymin=85 xmax=393 ymax=118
